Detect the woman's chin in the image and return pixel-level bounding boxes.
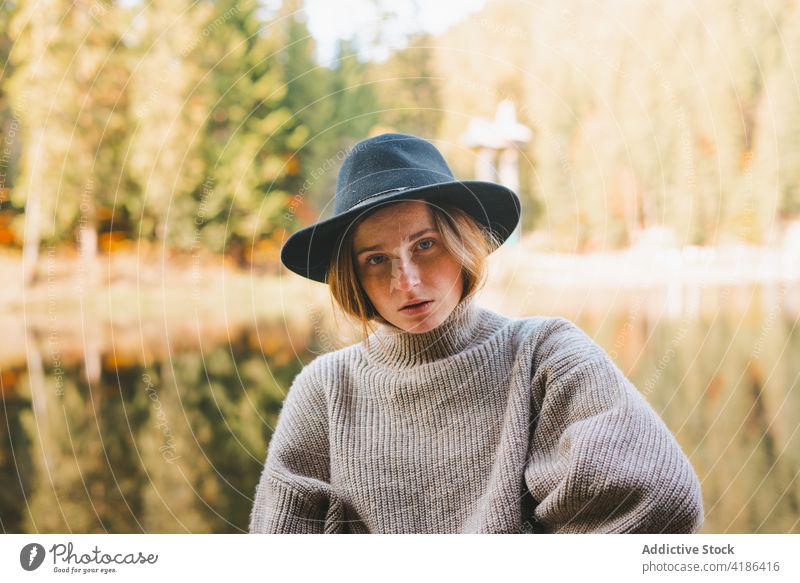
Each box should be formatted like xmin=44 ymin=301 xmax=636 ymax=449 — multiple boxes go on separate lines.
xmin=397 ymin=312 xmax=445 ymax=334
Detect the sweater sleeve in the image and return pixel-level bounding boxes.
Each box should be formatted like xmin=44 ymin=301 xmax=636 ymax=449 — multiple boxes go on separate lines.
xmin=249 ymin=361 xmax=344 ymax=533
xmin=524 ymin=318 xmax=704 ymax=534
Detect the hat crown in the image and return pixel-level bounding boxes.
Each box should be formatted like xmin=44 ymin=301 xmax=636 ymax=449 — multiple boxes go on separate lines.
xmin=334 ymin=134 xmax=455 ymax=215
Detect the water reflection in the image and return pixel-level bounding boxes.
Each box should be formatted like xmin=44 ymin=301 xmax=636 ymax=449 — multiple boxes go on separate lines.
xmin=1 ymin=285 xmax=798 ymax=533
xmin=1 ymin=318 xmax=312 ymax=533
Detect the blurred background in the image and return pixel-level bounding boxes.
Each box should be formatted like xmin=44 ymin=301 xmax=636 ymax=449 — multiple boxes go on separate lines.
xmin=0 ymin=0 xmax=798 ymax=533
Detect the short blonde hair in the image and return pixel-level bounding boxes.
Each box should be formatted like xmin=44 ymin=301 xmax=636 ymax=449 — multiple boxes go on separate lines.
xmin=326 ymin=200 xmax=502 ymax=342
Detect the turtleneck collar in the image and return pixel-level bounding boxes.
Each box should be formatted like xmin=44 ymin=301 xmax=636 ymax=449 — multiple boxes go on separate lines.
xmin=360 ymin=298 xmax=500 ymax=369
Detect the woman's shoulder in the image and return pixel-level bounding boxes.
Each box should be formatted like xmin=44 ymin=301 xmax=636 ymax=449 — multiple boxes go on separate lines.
xmin=494 ymin=309 xmax=577 ymax=340
xmin=290 ymin=342 xmax=363 ymax=388
xmin=500 ymin=312 xmax=609 ymax=364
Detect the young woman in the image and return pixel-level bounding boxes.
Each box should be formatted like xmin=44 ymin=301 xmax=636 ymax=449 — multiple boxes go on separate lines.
xmin=249 ymin=133 xmax=704 ymax=534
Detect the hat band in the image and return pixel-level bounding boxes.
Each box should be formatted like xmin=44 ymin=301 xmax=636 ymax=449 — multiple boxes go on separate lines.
xmin=346 ymin=186 xmax=410 ymax=212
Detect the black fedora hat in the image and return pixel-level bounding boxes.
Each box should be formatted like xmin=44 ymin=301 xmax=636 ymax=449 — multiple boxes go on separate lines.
xmin=280 ymin=133 xmax=521 ymax=283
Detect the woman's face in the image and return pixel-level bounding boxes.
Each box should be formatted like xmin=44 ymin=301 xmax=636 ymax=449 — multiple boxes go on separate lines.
xmin=352 ymin=200 xmax=464 ymax=333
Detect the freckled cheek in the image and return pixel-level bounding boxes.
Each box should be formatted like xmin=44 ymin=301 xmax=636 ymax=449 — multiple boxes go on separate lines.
xmin=430 ymin=253 xmax=461 ymax=279
xmin=360 ymin=272 xmax=392 ymax=299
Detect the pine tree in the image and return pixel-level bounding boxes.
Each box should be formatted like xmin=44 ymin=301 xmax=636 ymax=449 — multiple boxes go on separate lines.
xmin=126 ymin=0 xmax=209 ymax=248
xmin=8 ymin=0 xmax=131 ymax=282
xmin=191 ymin=0 xmax=311 ymax=264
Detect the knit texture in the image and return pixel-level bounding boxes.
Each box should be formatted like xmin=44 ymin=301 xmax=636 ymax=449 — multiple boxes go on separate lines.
xmin=249 ymin=298 xmax=704 ymax=533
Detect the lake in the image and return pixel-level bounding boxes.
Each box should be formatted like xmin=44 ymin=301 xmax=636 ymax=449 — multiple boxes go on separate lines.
xmin=1 ymin=282 xmax=798 ymax=533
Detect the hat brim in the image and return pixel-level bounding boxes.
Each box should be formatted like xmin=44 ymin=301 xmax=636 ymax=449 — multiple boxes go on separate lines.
xmin=280 ymin=180 xmax=521 ymax=283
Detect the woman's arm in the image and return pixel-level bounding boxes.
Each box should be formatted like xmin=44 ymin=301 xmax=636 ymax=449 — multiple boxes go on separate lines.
xmin=524 ymin=318 xmax=704 ymax=533
xmin=249 ymin=362 xmax=343 ymax=533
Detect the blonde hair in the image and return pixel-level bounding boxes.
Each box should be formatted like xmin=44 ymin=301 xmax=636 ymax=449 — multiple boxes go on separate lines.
xmin=326 ymin=200 xmax=503 ymax=343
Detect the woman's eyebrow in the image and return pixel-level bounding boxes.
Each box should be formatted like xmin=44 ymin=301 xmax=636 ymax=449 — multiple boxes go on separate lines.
xmin=355 ymin=227 xmax=436 ymax=256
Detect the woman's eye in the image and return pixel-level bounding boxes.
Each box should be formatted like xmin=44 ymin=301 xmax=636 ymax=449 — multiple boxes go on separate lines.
xmin=363 ymin=240 xmax=434 ymax=267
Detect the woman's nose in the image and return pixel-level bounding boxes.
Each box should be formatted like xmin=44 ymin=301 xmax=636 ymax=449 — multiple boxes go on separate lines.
xmin=390 ymin=255 xmax=421 ymax=292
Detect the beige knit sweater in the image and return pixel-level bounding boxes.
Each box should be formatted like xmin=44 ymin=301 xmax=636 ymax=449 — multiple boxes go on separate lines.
xmin=249 ymin=298 xmax=704 ymax=533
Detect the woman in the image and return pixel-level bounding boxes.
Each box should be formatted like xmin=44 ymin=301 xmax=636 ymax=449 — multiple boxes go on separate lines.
xmin=249 ymin=133 xmax=704 ymax=534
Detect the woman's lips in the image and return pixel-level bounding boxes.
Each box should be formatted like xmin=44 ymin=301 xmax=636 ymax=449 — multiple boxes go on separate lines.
xmin=399 ymin=300 xmax=433 ymax=315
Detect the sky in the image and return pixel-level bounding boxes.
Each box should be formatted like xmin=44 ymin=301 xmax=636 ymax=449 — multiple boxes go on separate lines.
xmin=301 ymin=0 xmax=488 ymax=64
